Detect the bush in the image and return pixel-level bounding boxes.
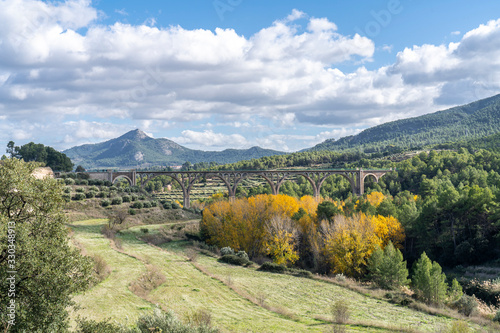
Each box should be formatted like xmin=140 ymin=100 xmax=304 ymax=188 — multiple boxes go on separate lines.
xmin=135 ymin=308 xmax=219 ymax=333
xmin=111 ymin=197 xmax=123 ymax=205
xmin=72 ymin=193 xmax=86 ymax=201
xmin=494 ymin=309 xmax=500 ymax=322
xmin=96 ymin=191 xmax=108 ymax=198
xmin=85 ymin=191 xmax=96 ymax=199
xmin=89 ymin=185 xmax=99 ymax=192
xmin=235 ymin=251 xmax=249 ymax=261
xmin=453 ymin=295 xmax=478 ymax=317
xmin=143 ymin=201 xmax=152 ymax=209
xmin=163 ymin=202 xmax=172 ymax=209
xmin=220 ymin=246 xmax=234 ymax=256
xmin=62 ymin=194 xmax=71 ymax=202
xmin=140 ymin=228 xmax=149 ymax=234
xmin=122 ymin=195 xmax=131 ymax=203
xmin=218 ymin=254 xmax=250 ymax=266
xmin=92 ymin=254 xmax=111 ymax=283
xmin=289 ymin=268 xmax=313 ymax=279
xmin=150 ymin=201 xmax=158 ymax=207
xmin=258 ymin=262 xmax=288 ymax=274
xmin=139 ymin=195 xmax=146 ymax=200
xmin=64 ymin=186 xmax=71 ymax=193
xmin=331 ymin=299 xmax=350 ymax=324
xmin=128 ymin=209 xmax=137 ymax=215
xmin=64 ymin=178 xmax=75 ymax=185
xmin=79 ymin=179 xmax=88 ymax=186
xmin=172 ymin=201 xmax=181 ymax=209
xmin=75 ymin=187 xmax=85 ymax=193
xmin=131 ymin=195 xmax=138 ymax=202
xmin=101 ymin=199 xmax=111 ymax=207
xmin=75 ymin=318 xmax=122 ymax=333
xmin=132 ymin=202 xmax=144 ymax=209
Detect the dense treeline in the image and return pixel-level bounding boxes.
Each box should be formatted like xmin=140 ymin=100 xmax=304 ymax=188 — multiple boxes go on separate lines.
xmin=199 ymin=148 xmax=500 ymax=269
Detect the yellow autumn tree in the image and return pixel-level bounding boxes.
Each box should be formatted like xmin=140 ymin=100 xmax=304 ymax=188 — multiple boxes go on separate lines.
xmin=322 ymin=213 xmax=405 ymax=277
xmin=366 ymin=191 xmax=385 ymax=207
xmin=264 ymin=215 xmax=299 ymax=266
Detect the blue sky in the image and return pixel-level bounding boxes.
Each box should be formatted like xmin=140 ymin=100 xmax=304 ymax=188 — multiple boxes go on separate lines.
xmin=1 ymin=0 xmax=500 ymax=153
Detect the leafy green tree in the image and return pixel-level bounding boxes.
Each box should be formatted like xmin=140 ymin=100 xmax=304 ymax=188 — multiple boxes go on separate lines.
xmin=0 ymin=159 xmax=93 ymax=332
xmin=7 ymin=141 xmax=74 ymax=172
xmin=367 ymin=241 xmax=409 ymax=290
xmin=411 ymin=252 xmax=448 ymax=305
xmin=75 ymin=165 xmax=86 ymax=172
xmin=316 ymin=201 xmax=342 ymax=221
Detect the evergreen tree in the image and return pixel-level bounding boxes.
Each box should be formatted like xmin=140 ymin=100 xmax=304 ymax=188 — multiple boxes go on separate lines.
xmin=367 ymin=241 xmax=409 ymax=290
xmin=412 ymin=252 xmax=448 ymax=305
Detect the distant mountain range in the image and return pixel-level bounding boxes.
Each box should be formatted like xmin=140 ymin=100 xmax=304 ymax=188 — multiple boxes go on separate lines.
xmin=63 ymin=130 xmax=286 ymax=169
xmin=306 ymin=94 xmax=500 ymax=152
xmin=64 ymin=94 xmax=500 ymax=169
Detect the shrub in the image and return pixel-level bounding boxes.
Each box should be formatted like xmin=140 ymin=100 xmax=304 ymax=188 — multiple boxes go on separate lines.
xmin=172 ymin=201 xmax=181 ymax=209
xmin=89 ymin=185 xmax=99 ymax=192
xmin=140 ymin=228 xmax=149 ymax=234
xmin=331 ymin=299 xmax=350 ymax=324
xmin=128 ymin=209 xmax=136 ymax=215
xmin=150 ymin=201 xmax=158 ymax=207
xmin=218 ymin=254 xmax=249 ymax=266
xmin=289 ymin=268 xmax=313 ymax=279
xmin=139 ymin=195 xmax=146 ymax=200
xmin=494 ymin=309 xmax=500 ymax=322
xmin=186 ymin=308 xmax=213 ymax=328
xmin=132 ymin=202 xmax=143 ymax=209
xmin=130 ymin=266 xmax=166 ymax=297
xmin=135 ymin=308 xmax=219 ymax=333
xmin=258 ymin=262 xmax=288 ymax=274
xmin=143 ymin=201 xmax=151 ymax=208
xmin=92 ymin=254 xmax=111 ymax=283
xmin=72 ymin=193 xmax=86 ymax=201
xmin=64 ymin=187 xmax=71 ymax=193
xmin=453 ymin=295 xmax=478 ymax=317
xmin=79 ymin=180 xmax=88 ymax=186
xmin=131 ymin=195 xmax=138 ymax=201
xmin=111 ymin=197 xmax=123 ymax=205
xmin=75 ymin=187 xmax=85 ymax=193
xmin=109 ymin=186 xmax=118 ymax=191
xmin=85 ymin=191 xmax=96 ymax=199
xmin=75 ymin=318 xmax=122 ymax=333
xmin=101 ymin=199 xmax=111 ymax=207
xmin=163 ymin=202 xmax=172 ymax=209
xmin=122 ymin=195 xmax=131 ymax=203
xmin=235 ymin=251 xmax=249 ymax=261
xmin=220 ymin=246 xmax=234 ymax=256
xmin=96 ymin=191 xmax=108 ymax=198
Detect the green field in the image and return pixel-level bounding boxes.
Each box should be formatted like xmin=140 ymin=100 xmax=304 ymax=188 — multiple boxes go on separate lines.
xmin=69 ymin=219 xmax=486 ymax=332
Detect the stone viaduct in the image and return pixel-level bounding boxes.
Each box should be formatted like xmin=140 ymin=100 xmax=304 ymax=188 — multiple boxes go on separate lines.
xmin=80 ymin=169 xmax=393 ymax=208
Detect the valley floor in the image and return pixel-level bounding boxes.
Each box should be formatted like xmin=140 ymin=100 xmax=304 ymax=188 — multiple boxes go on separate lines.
xmin=69 ymin=219 xmax=485 ymax=332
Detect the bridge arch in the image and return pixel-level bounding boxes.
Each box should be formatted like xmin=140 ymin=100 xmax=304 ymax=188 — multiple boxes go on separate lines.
xmin=112 ymin=175 xmax=133 ymax=187
xmin=234 ymin=173 xmax=279 ymax=197
xmin=316 ymin=173 xmax=356 ymax=198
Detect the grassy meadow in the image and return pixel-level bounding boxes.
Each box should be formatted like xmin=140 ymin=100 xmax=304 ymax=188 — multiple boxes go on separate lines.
xmin=67 ymin=218 xmax=490 ymax=332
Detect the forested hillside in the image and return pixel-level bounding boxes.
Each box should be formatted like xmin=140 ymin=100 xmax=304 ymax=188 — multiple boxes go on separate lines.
xmin=307 ymin=94 xmax=500 ymax=153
